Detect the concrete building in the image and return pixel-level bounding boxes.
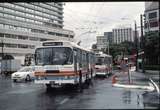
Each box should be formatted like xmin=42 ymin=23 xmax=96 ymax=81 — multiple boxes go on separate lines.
xmin=0 ymin=3 xmax=74 ymax=64
xmin=112 ymin=28 xmax=134 ymax=44
xmin=144 ymin=2 xmax=159 ymax=32
xmin=96 ymin=35 xmax=108 ymax=51
xmin=104 ymin=32 xmax=113 ymax=44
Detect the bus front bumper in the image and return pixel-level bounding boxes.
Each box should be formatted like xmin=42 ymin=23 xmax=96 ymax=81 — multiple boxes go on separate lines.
xmin=96 ymin=72 xmax=107 ymax=76
xmin=34 ymin=79 xmax=76 ymax=85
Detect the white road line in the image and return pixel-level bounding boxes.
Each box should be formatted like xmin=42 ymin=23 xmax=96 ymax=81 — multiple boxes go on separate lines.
xmin=112 ymin=83 xmax=155 ymax=91
xmin=59 ymin=98 xmax=69 ymax=105
xmin=149 ymin=78 xmax=160 ymax=93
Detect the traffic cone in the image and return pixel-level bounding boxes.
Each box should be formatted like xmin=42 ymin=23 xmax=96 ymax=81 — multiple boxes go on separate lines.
xmin=112 ymin=75 xmax=118 ymax=84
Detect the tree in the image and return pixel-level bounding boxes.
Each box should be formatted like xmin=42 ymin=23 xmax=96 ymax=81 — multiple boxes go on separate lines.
xmin=144 ymin=31 xmax=160 ymax=65
xmin=106 ymin=41 xmax=135 ymax=60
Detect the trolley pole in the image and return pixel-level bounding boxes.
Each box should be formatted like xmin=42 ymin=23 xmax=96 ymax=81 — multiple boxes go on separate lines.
xmin=140 ymin=14 xmax=145 ymax=73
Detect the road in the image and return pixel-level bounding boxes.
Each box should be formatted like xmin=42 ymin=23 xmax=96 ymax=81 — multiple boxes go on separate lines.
xmin=0 ymin=71 xmax=159 ymax=109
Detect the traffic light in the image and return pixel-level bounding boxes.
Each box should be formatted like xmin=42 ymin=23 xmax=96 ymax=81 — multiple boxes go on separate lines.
xmin=143 ymin=14 xmax=146 ymax=21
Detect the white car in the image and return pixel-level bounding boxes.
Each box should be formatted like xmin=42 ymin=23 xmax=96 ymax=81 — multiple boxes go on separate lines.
xmin=11 ymin=66 xmax=35 ymax=82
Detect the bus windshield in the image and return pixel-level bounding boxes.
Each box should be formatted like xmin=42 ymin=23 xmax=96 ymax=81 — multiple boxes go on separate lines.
xmin=95 ymin=57 xmax=105 ymax=65
xmin=35 ymin=47 xmax=73 ymax=65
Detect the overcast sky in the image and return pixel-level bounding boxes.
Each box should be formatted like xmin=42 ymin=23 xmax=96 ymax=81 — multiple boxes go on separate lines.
xmin=63 ymin=2 xmax=145 ymax=49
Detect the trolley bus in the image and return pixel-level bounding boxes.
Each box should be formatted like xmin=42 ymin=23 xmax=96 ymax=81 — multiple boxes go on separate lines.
xmin=95 ymin=52 xmax=112 ymax=77
xmin=34 ymin=40 xmax=95 ymax=90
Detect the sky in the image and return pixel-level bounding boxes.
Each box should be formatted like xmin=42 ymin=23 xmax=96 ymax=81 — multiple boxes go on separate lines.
xmin=63 ymin=2 xmax=145 ymax=49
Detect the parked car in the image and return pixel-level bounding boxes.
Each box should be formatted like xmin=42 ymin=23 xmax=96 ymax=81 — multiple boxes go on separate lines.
xmin=11 ymin=66 xmax=35 ymax=82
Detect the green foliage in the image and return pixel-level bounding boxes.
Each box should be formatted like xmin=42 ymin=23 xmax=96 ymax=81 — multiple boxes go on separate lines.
xmin=144 ymin=31 xmax=160 ymax=57
xmin=144 ymin=31 xmax=160 ymax=65
xmin=107 ymin=41 xmax=135 ymax=60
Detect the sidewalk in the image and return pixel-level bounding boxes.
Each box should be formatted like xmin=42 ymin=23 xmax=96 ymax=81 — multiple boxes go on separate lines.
xmin=139 ymin=69 xmax=160 ymax=84
xmin=139 ymin=69 xmax=159 ymax=74
xmin=114 ymin=70 xmax=153 ymax=86
xmin=113 ymin=69 xmax=160 ymax=108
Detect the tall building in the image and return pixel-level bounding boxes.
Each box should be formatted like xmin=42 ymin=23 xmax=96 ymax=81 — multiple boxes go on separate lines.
xmin=112 ymin=28 xmax=134 ymax=44
xmin=96 ymin=35 xmax=108 ymax=51
xmin=143 ymin=2 xmax=159 ymax=66
xmin=104 ymin=32 xmax=113 ymax=44
xmin=144 ymin=2 xmax=159 ymax=32
xmin=0 ymin=3 xmax=74 ymax=64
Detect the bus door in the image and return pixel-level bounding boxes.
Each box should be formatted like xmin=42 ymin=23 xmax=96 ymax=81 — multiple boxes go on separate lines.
xmin=73 ymin=49 xmax=78 ymax=75
xmin=86 ymin=53 xmax=89 ymax=79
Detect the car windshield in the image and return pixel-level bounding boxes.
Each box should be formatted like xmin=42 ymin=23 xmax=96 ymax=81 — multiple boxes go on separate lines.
xmin=18 ymin=67 xmax=34 ymax=72
xmin=35 ymin=47 xmax=73 ymax=65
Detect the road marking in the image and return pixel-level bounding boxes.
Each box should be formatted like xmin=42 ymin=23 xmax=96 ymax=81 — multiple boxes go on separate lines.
xmin=112 ymin=83 xmax=155 ymax=91
xmin=59 ymin=98 xmax=69 ymax=105
xmin=149 ymin=78 xmax=160 ymax=93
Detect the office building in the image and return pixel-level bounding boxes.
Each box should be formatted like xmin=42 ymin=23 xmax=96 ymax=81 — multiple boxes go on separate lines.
xmin=104 ymin=32 xmax=113 ymax=44
xmin=96 ymin=35 xmax=109 ymax=51
xmin=112 ymin=28 xmax=134 ymax=44
xmin=0 ymin=3 xmax=74 ymax=64
xmin=144 ymin=2 xmax=159 ymax=32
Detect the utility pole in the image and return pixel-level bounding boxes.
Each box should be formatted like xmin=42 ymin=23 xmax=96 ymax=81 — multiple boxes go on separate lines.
xmin=1 ymin=40 xmax=4 ymax=59
xmin=135 ymin=21 xmax=138 ymax=71
xmin=1 ymin=39 xmax=4 ymax=74
xmin=108 ymin=41 xmax=110 ymax=55
xmin=140 ymin=14 xmax=145 ymax=73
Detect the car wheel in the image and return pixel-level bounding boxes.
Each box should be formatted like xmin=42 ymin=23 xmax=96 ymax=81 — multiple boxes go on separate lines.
xmin=25 ymin=75 xmax=31 ymax=82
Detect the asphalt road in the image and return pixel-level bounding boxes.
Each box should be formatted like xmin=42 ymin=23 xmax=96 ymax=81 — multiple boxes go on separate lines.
xmin=0 ymin=71 xmax=159 ymax=110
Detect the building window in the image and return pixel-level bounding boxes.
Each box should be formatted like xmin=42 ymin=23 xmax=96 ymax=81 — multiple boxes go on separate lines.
xmin=28 ymin=45 xmax=35 ymax=49
xmin=31 ymin=29 xmax=44 ymax=33
xmin=48 ymin=31 xmax=55 ymax=35
xmin=5 ymin=43 xmax=17 ymax=48
xmin=149 ymin=21 xmax=158 ymax=27
xmin=0 ymin=24 xmax=3 ymax=28
xmin=4 ymin=34 xmax=11 ymax=38
xmin=29 ymin=37 xmax=39 ymax=41
xmin=148 ymin=12 xmax=157 ymax=19
xmin=40 ymin=38 xmax=47 ymax=41
xmin=0 ymin=33 xmax=4 ymax=37
xmin=18 ymin=44 xmax=28 ymax=48
xmin=18 ymin=35 xmax=28 ymax=40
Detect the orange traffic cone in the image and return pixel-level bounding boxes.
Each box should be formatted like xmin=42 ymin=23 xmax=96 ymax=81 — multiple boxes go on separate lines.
xmin=112 ymin=75 xmax=118 ymax=84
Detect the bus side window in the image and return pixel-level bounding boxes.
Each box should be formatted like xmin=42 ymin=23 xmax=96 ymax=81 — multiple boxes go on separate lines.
xmin=79 ymin=50 xmax=82 ymax=68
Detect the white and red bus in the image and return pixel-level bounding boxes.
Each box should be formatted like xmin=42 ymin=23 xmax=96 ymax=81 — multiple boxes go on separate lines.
xmin=34 ymin=40 xmax=95 ymax=90
xmin=95 ymin=52 xmax=112 ymax=77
